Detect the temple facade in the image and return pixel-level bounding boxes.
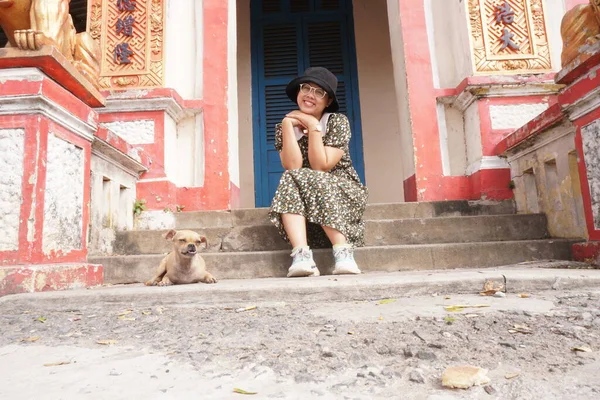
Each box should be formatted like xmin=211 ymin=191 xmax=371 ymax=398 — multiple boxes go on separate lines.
xmin=1 ymin=0 xmax=600 ymax=294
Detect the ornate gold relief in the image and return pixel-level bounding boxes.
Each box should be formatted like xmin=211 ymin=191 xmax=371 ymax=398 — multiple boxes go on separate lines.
xmin=87 ymin=0 xmax=165 ymax=90
xmin=467 ymin=0 xmax=552 ymax=74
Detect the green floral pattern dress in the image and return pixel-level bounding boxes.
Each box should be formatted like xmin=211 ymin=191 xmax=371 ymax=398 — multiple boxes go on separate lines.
xmin=269 ymin=113 xmax=368 ymax=248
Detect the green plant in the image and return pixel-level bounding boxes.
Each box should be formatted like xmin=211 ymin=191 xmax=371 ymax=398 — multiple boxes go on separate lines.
xmin=133 ymin=199 xmax=147 ymax=216
xmin=176 ymin=205 xmax=185 ymax=213
xmin=508 ymin=180 xmax=516 ymax=190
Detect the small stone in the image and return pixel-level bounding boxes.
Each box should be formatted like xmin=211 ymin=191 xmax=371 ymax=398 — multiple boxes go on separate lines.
xmin=109 ymin=369 xmax=122 ymax=376
xmin=442 ymin=332 xmax=452 ymax=338
xmin=523 ymin=311 xmax=534 ymax=317
xmin=409 ymin=369 xmax=425 ymax=384
xmin=582 ymin=312 xmax=593 ymax=321
xmin=403 ymin=347 xmax=415 ymax=358
xmin=428 ymin=343 xmax=443 ymax=349
xmin=357 ymin=371 xmax=366 ymax=378
xmin=494 ymin=292 xmax=506 ymax=298
xmin=376 ymin=345 xmax=392 ymax=355
xmin=416 ymin=350 xmax=437 ymax=361
xmin=484 ymin=385 xmax=496 ymax=395
xmin=321 ymin=350 xmax=335 ymax=358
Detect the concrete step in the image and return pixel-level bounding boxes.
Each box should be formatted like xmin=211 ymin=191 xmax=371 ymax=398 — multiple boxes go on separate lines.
xmin=3 ymin=264 xmax=598 ymax=309
xmin=113 ymin=214 xmax=548 ymax=255
xmin=155 ymin=200 xmax=515 ymax=230
xmin=90 ymin=239 xmax=575 ymax=285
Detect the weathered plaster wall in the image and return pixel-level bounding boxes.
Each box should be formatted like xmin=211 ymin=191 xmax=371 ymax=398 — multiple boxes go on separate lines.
xmin=508 ymin=121 xmax=586 ymax=238
xmin=354 ymin=0 xmax=404 ymax=203
xmin=465 ymin=103 xmax=483 ymax=168
xmin=581 ymin=119 xmax=600 ymax=230
xmin=489 ymin=103 xmax=550 ymax=131
xmin=89 ymin=156 xmax=137 ymax=255
xmin=0 ymin=128 xmax=25 ymax=251
xmin=100 ymin=120 xmax=155 ymax=144
xmin=43 ymin=133 xmax=84 ymax=254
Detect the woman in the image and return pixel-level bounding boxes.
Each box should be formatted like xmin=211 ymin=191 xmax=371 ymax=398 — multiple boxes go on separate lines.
xmin=269 ymin=67 xmax=368 ymax=278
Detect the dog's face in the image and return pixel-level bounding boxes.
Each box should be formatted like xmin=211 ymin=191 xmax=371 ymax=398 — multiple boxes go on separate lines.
xmin=165 ymin=229 xmax=207 ymax=257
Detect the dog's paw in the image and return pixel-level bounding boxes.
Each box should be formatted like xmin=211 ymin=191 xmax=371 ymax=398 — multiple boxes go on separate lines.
xmin=157 ymin=279 xmax=173 ymax=286
xmin=202 ymin=273 xmax=217 ymax=284
xmin=145 ymin=280 xmax=157 ymax=286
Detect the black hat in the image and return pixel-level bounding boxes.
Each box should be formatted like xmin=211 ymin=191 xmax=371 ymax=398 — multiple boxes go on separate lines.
xmin=285 ymin=67 xmax=339 ymax=112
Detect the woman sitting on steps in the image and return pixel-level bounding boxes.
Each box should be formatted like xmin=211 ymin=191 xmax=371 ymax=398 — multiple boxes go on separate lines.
xmin=269 ymin=67 xmax=369 ymax=278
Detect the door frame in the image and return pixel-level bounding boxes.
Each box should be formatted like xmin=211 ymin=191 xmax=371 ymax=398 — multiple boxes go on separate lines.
xmin=250 ymin=0 xmax=365 ymax=207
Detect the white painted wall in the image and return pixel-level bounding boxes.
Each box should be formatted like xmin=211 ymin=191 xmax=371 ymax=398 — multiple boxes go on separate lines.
xmin=427 ymin=0 xmax=472 ymax=89
xmin=387 ymin=0 xmax=415 ymax=182
xmin=464 ymin=103 xmax=483 ymax=169
xmin=354 ymin=0 xmax=404 ymax=203
xmin=0 ymin=128 xmax=25 ymax=252
xmin=164 ymin=0 xmax=203 ymax=98
xmin=237 ymin=0 xmax=255 ymax=208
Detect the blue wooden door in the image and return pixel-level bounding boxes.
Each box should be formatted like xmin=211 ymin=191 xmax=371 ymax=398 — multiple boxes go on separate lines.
xmin=251 ymin=0 xmax=365 ymax=207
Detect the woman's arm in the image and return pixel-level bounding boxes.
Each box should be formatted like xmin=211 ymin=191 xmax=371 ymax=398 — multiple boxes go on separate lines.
xmin=306 ymin=127 xmax=344 ymax=172
xmin=279 ymin=118 xmax=303 ymax=170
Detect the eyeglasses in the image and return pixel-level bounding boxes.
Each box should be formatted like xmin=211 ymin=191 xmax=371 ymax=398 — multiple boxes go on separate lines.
xmin=299 ymin=83 xmax=327 ymax=99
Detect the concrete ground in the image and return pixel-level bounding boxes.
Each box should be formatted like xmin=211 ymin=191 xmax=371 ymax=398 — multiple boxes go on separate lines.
xmin=1 ymin=266 xmax=599 ymax=399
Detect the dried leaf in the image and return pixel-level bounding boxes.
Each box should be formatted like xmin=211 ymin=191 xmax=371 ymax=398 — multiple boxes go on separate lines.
xmin=142 ymin=311 xmax=152 ymax=315
xmin=378 ymin=299 xmax=396 ymax=305
xmin=20 ymin=336 xmax=40 ymax=342
xmin=117 ymin=310 xmax=132 ymax=317
xmin=444 ymin=304 xmax=490 ymax=312
xmin=444 ymin=296 xmax=451 ymax=300
xmin=96 ymin=339 xmax=118 ymax=345
xmin=36 ymin=317 xmax=47 ymax=323
xmin=236 ymin=306 xmax=257 ymax=313
xmin=509 ymin=324 xmax=532 ymax=334
xmin=69 ymin=317 xmax=81 ymax=322
xmin=233 ymin=388 xmax=257 ymax=395
xmin=347 ymin=331 xmax=354 ymax=335
xmin=44 ymin=361 xmax=71 ymax=367
xmin=505 ymin=372 xmax=520 ymax=380
xmin=572 ymin=346 xmax=592 ymax=353
xmin=378 ymin=316 xmax=384 ymax=321
xmin=444 ymin=316 xmax=456 ymax=324
xmin=518 ymin=293 xmax=530 ymax=298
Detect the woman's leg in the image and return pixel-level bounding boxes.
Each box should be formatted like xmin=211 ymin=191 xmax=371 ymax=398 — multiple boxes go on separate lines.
xmin=281 ymin=213 xmax=308 ymax=248
xmin=322 ymin=226 xmax=347 ymax=246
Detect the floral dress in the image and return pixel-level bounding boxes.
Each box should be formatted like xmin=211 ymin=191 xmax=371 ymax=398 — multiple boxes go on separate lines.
xmin=269 ymin=113 xmax=368 ymax=248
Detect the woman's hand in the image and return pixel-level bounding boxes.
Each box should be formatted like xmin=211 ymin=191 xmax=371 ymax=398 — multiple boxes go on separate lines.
xmin=286 ymin=111 xmax=319 ymax=131
xmin=282 ymin=117 xmax=303 ymax=128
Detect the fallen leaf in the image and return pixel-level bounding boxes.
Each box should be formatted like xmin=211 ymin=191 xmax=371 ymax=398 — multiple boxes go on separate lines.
xmin=36 ymin=317 xmax=47 ymax=323
xmin=44 ymin=361 xmax=71 ymax=367
xmin=378 ymin=299 xmax=396 ymax=305
xmin=142 ymin=311 xmax=152 ymax=315
xmin=96 ymin=339 xmax=118 ymax=345
xmin=508 ymin=324 xmax=532 ymax=334
xmin=505 ymin=372 xmax=520 ymax=380
xmin=347 ymin=331 xmax=354 ymax=335
xmin=444 ymin=316 xmax=456 ymax=324
xmin=236 ymin=306 xmax=257 ymax=313
xmin=444 ymin=304 xmax=490 ymax=312
xmin=444 ymin=296 xmax=451 ymax=300
xmin=378 ymin=316 xmax=384 ymax=321
xmin=233 ymin=388 xmax=257 ymax=395
xmin=518 ymin=293 xmax=530 ymax=298
xmin=572 ymin=346 xmax=592 ymax=352
xmin=117 ymin=310 xmax=133 ymax=317
xmin=20 ymin=336 xmax=40 ymax=342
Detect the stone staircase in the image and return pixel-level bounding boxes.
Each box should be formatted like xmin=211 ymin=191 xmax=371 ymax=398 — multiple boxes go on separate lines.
xmin=89 ymin=200 xmax=576 ymax=284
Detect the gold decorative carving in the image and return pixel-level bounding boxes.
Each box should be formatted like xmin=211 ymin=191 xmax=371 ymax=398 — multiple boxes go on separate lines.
xmin=467 ymin=0 xmax=552 ymax=74
xmin=560 ymin=1 xmax=600 ymax=67
xmin=87 ymin=0 xmax=165 ymax=90
xmin=0 ymin=0 xmax=101 ymax=88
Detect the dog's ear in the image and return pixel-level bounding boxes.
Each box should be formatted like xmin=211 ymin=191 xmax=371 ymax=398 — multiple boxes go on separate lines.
xmin=164 ymin=229 xmax=177 ymax=241
xmin=200 ymin=236 xmax=208 ymax=249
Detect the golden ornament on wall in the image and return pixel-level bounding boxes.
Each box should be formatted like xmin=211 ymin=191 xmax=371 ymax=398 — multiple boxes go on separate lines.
xmin=87 ymin=0 xmax=165 ymax=90
xmin=467 ymin=0 xmax=552 ymax=74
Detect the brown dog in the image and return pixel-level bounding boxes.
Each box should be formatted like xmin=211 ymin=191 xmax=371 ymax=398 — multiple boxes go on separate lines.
xmin=145 ymin=229 xmax=217 ymax=286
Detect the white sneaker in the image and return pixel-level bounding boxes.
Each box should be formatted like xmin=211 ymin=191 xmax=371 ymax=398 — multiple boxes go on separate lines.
xmin=332 ymin=245 xmax=361 ymax=275
xmin=287 ymin=247 xmax=320 ymax=277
